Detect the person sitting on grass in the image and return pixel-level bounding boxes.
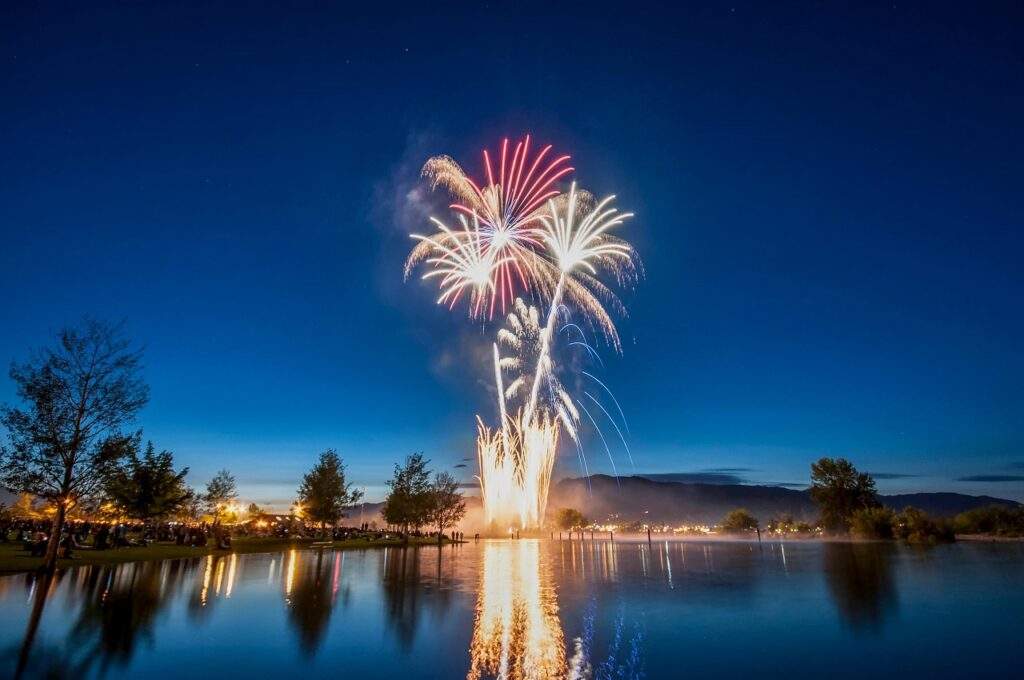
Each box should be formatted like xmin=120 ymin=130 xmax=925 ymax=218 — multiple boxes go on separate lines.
xmin=29 ymin=532 xmax=48 ymax=557
xmin=60 ymin=531 xmax=83 ymax=559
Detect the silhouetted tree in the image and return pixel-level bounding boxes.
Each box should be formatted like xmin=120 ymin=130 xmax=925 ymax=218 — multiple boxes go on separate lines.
xmin=426 ymin=471 xmax=466 ymax=543
xmin=204 ymin=469 xmax=237 ymax=524
xmin=297 ymin=449 xmax=362 ymax=535
xmin=103 ymin=440 xmax=192 ymax=521
xmin=850 ymin=506 xmax=896 ymax=539
xmin=555 ymin=507 xmax=588 ymax=532
xmin=382 ymin=453 xmax=432 ymax=535
xmin=0 ymin=317 xmax=148 ymax=571
xmin=894 ymin=506 xmax=954 ymax=543
xmin=953 ymin=505 xmax=1024 ymax=536
xmin=719 ymin=508 xmax=759 ymax=533
xmin=809 ymin=457 xmax=879 ymax=533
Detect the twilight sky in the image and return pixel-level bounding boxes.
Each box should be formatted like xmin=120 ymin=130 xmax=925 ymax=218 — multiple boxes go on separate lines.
xmin=2 ymin=2 xmax=1022 ymax=506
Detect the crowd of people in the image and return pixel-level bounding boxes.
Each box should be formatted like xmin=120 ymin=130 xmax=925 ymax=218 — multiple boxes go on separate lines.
xmin=1 ymin=516 xmax=466 ymax=559
xmin=0 ymin=518 xmax=231 ymax=558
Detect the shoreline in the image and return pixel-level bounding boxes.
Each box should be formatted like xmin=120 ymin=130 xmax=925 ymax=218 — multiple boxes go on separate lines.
xmin=4 ymin=532 xmax=1021 ymax=576
xmin=0 ymin=535 xmax=461 ymax=576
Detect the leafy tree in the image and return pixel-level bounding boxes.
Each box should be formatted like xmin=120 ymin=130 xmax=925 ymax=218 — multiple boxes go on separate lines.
xmin=10 ymin=492 xmax=43 ymax=519
xmin=894 ymin=506 xmax=954 ymax=543
xmin=426 ymin=471 xmax=466 ymax=543
xmin=809 ymin=457 xmax=879 ymax=533
xmin=720 ymin=508 xmax=759 ymax=533
xmin=953 ymin=505 xmax=1024 ymax=537
xmin=103 ymin=439 xmax=192 ymax=521
xmin=382 ymin=453 xmax=432 ymax=534
xmin=205 ymin=469 xmax=238 ymax=524
xmin=297 ymin=449 xmax=362 ymax=535
xmin=0 ymin=317 xmax=148 ymax=571
xmin=178 ymin=489 xmax=203 ymax=521
xmin=767 ymin=512 xmax=796 ymax=533
xmin=554 ymin=507 xmax=588 ymax=532
xmin=248 ymin=502 xmax=269 ymax=522
xmin=851 ymin=506 xmax=896 ymax=539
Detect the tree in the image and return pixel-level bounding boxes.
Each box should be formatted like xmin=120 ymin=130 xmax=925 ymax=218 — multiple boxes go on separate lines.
xmin=894 ymin=506 xmax=954 ymax=543
xmin=297 ymin=449 xmax=362 ymax=535
xmin=426 ymin=471 xmax=466 ymax=543
xmin=809 ymin=457 xmax=879 ymax=534
xmin=382 ymin=453 xmax=432 ymax=535
xmin=954 ymin=505 xmax=1024 ymax=537
xmin=178 ymin=489 xmax=203 ymax=522
xmin=11 ymin=493 xmax=43 ymax=520
xmin=205 ymin=469 xmax=238 ymax=524
xmin=103 ymin=439 xmax=192 ymax=522
xmin=0 ymin=317 xmax=148 ymax=571
xmin=720 ymin=508 xmax=759 ymax=533
xmin=768 ymin=512 xmax=796 ymax=533
xmin=248 ymin=502 xmax=269 ymax=522
xmin=554 ymin=507 xmax=588 ymax=533
xmin=851 ymin=507 xmax=896 ymax=539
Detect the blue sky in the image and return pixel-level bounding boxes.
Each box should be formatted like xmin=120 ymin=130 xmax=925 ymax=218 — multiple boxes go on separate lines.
xmin=1 ymin=2 xmax=1022 ymax=506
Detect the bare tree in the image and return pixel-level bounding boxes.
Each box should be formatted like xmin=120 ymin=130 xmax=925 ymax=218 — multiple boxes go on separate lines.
xmin=427 ymin=471 xmax=466 ymax=544
xmin=1 ymin=318 xmax=148 ymax=571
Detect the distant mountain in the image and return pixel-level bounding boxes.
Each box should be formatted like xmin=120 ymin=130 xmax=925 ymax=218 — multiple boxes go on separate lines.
xmin=548 ymin=475 xmax=1020 ymax=525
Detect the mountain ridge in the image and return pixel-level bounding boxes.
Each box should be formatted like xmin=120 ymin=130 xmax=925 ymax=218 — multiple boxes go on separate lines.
xmin=547 ymin=474 xmax=1019 ymax=525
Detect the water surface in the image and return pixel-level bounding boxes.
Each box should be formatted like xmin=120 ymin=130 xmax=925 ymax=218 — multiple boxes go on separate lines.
xmin=1 ymin=539 xmax=1020 ymax=678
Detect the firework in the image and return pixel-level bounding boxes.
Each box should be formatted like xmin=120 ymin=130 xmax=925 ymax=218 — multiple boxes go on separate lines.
xmin=407 ymin=136 xmax=574 ymax=317
xmin=406 ymin=136 xmax=639 ymax=530
xmin=411 ymin=213 xmax=512 ymax=316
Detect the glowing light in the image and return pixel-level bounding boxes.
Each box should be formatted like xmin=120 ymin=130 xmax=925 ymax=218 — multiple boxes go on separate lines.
xmin=468 ymin=541 xmax=565 ymax=679
xmin=412 ymin=135 xmax=574 ymax=317
xmin=285 ymin=549 xmax=297 ymax=599
xmin=225 ymin=553 xmax=238 ymax=598
xmin=200 ymin=555 xmax=213 ymax=606
xmin=406 ymin=136 xmax=639 ymax=529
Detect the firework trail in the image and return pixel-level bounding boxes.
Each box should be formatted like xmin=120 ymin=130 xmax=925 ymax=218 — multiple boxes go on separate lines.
xmin=405 ymin=136 xmax=639 ymax=529
xmin=407 ymin=135 xmax=573 ymax=318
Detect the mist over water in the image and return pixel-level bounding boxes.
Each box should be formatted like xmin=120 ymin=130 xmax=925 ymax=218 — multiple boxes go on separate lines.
xmin=1 ymin=540 xmax=1021 ymax=678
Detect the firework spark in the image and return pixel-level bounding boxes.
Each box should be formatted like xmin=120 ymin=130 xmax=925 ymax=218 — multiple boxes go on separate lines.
xmin=408 ymin=136 xmax=574 ymax=317
xmin=405 ymin=136 xmax=640 ymax=530
xmin=411 ymin=213 xmax=512 ymax=316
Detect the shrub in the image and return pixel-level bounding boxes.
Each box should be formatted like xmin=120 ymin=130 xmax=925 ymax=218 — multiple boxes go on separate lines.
xmin=953 ymin=505 xmax=1024 ymax=537
xmin=851 ymin=507 xmax=896 ymax=539
xmin=895 ymin=506 xmax=954 ymax=543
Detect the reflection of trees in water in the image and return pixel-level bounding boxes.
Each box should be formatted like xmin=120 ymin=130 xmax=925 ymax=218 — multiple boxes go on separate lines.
xmin=380 ymin=546 xmax=454 ymax=650
xmin=823 ymin=542 xmax=898 ymax=632
xmin=186 ymin=554 xmax=238 ymax=621
xmin=286 ymin=550 xmax=351 ymax=654
xmin=71 ymin=560 xmax=193 ymax=670
xmin=11 ymin=559 xmax=200 ymax=678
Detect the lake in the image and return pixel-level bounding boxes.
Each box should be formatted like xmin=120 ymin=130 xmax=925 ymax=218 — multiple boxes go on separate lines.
xmin=1 ymin=538 xmax=1021 ymax=678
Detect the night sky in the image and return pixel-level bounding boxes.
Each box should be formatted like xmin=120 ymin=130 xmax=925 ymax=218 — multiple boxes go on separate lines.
xmin=2 ymin=2 xmax=1022 ymax=506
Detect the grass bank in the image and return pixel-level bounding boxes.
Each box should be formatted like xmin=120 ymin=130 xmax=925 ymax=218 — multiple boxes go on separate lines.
xmin=0 ymin=535 xmax=456 ymax=576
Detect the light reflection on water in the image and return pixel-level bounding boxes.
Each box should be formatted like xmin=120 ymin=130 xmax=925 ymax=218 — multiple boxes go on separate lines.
xmin=469 ymin=540 xmax=565 ymax=679
xmin=1 ymin=539 xmax=1022 ymax=679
